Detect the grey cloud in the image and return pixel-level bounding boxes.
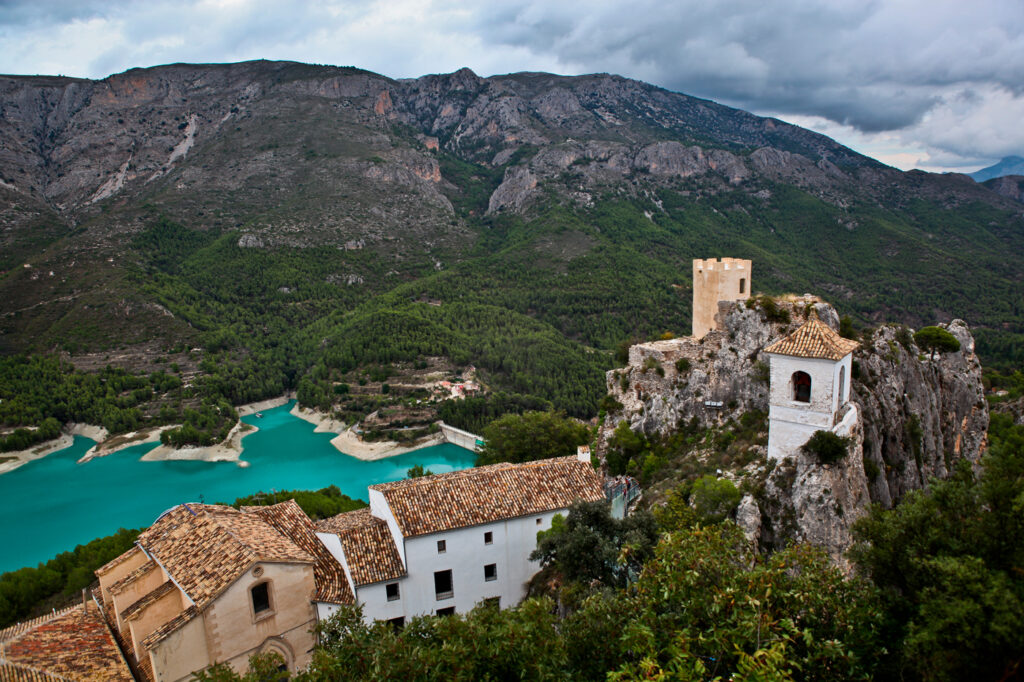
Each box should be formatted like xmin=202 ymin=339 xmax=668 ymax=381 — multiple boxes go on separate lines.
xmin=470 ymin=0 xmax=1024 ymax=135
xmin=0 ymin=1 xmax=130 ymax=27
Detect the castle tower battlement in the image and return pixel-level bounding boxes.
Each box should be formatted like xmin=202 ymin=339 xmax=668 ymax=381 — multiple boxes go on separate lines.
xmin=692 ymin=258 xmax=752 ymax=339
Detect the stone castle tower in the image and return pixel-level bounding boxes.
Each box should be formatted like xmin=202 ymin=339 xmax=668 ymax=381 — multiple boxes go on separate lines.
xmin=692 ymin=258 xmax=752 ymax=339
xmin=763 ymin=309 xmax=860 ymax=461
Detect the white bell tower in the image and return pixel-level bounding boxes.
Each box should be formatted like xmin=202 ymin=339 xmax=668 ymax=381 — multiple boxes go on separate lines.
xmin=764 ymin=308 xmax=859 ymax=462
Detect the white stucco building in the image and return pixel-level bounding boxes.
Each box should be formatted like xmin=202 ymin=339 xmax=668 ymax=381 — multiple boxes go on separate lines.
xmin=314 ymin=452 xmax=604 ymax=625
xmin=764 ymin=308 xmax=860 ymax=461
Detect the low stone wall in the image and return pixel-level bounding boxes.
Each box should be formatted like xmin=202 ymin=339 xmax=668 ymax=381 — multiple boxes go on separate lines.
xmin=438 ymin=422 xmax=484 ymax=452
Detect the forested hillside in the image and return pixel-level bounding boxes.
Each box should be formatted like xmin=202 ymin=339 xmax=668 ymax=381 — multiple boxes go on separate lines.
xmin=1 ymin=60 xmax=1022 ymax=441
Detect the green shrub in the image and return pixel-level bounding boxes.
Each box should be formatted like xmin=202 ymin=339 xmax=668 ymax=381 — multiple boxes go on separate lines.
xmin=690 ymin=475 xmax=742 ymax=523
xmin=801 ymin=430 xmax=852 ymax=464
xmin=863 ymin=455 xmax=881 ymax=482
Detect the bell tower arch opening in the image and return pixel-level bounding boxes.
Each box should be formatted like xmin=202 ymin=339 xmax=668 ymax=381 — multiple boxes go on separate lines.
xmin=792 ymin=371 xmax=811 ymax=403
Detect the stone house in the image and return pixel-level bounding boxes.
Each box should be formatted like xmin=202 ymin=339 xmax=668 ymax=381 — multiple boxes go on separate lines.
xmin=94 ymin=500 xmax=350 ymax=681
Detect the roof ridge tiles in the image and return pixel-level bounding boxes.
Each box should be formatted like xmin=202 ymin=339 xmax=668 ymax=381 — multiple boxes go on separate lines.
xmin=108 ymin=559 xmax=157 ymax=596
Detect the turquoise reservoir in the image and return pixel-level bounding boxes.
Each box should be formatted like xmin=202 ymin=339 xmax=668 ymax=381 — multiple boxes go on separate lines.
xmin=0 ymin=402 xmax=476 ymax=574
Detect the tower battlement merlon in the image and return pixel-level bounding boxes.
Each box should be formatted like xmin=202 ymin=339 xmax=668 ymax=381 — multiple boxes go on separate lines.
xmin=693 ymin=257 xmax=751 ymax=272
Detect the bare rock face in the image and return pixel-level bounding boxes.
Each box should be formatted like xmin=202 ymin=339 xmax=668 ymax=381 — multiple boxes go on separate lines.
xmin=599 ymin=299 xmax=988 ymax=568
xmin=488 ymin=165 xmax=539 ymax=214
xmin=760 ymin=402 xmax=872 ymax=570
xmin=853 ymin=320 xmax=988 ymax=506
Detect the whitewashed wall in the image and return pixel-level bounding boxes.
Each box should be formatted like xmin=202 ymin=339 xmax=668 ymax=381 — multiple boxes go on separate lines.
xmin=766 ymin=353 xmax=852 ymax=461
xmin=317 ymin=509 xmax=564 ymax=624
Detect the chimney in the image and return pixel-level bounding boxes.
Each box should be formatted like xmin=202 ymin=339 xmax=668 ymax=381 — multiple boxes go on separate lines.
xmin=576 ymin=445 xmax=591 ymax=463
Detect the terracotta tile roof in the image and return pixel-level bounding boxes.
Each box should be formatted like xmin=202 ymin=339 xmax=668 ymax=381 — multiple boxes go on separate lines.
xmin=0 ymin=602 xmax=133 ymax=682
xmin=120 ymin=580 xmax=176 ymax=623
xmin=242 ymin=500 xmax=355 ymax=605
xmin=95 ymin=546 xmax=141 ymax=577
xmin=764 ymin=312 xmax=859 ymax=360
xmin=370 ymin=456 xmax=605 ymax=538
xmin=99 ymin=502 xmax=317 ymax=649
xmin=317 ymin=508 xmax=406 ymax=586
xmin=107 ymin=559 xmax=157 ymax=596
xmin=136 ymin=503 xmax=314 ymax=611
xmin=0 ymin=663 xmax=63 ymax=681
xmin=136 ymin=655 xmax=154 ymax=682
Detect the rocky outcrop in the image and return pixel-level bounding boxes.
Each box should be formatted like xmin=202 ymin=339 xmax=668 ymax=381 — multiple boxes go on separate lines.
xmin=599 ymin=299 xmax=989 ymax=567
xmin=854 ymin=321 xmax=988 ymax=506
xmin=488 ymin=165 xmax=539 ymax=214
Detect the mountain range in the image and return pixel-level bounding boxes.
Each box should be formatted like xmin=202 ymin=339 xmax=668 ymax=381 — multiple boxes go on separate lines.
xmin=969 ymin=155 xmax=1024 ymax=182
xmin=1 ymin=60 xmax=1022 ymax=422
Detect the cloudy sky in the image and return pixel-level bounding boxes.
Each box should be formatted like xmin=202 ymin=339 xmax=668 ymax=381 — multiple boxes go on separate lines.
xmin=2 ymin=0 xmax=1022 ymax=173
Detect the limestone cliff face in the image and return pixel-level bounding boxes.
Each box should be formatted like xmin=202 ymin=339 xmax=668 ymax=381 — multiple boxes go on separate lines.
xmin=853 ymin=321 xmax=988 ymax=506
xmin=598 ymin=300 xmax=988 ymax=566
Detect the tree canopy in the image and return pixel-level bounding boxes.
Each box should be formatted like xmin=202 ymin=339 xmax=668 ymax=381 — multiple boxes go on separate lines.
xmin=913 ymin=326 xmax=961 ymax=359
xmin=476 ymin=410 xmax=590 ymax=466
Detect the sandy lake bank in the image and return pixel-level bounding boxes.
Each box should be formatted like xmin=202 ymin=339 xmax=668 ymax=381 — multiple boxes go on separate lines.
xmin=289 ymin=404 xmax=447 ymax=461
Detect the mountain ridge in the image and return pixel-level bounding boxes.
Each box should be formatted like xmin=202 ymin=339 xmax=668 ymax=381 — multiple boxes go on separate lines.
xmin=0 ymin=59 xmax=1022 ymax=431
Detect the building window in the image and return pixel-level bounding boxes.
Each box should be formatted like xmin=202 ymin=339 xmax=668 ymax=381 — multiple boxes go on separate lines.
xmin=484 ymin=563 xmax=497 ymax=582
xmin=484 ymin=531 xmax=493 ymax=545
xmin=739 ymin=278 xmax=746 ymax=295
xmin=251 ymin=582 xmax=271 ymax=615
xmin=536 ymin=518 xmax=542 ymax=525
xmin=436 ymin=606 xmax=456 ymax=617
xmin=838 ymin=366 xmax=847 ymax=405
xmin=792 ymin=371 xmax=811 ymax=403
xmin=387 ymin=616 xmax=405 ymax=630
xmin=437 ymin=539 xmax=446 ymax=554
xmin=386 ymin=582 xmax=400 ymax=601
xmin=484 ymin=597 xmax=500 ymax=609
xmin=434 ymin=570 xmax=453 ymax=600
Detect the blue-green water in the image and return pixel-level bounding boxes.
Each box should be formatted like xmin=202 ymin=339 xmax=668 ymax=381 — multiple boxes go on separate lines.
xmin=0 ymin=402 xmax=477 ymax=573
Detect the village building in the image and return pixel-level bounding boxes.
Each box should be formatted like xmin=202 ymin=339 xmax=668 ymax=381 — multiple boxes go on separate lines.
xmin=92 ymin=500 xmax=348 ymax=682
xmin=764 ymin=308 xmax=860 ymax=461
xmin=65 ymin=452 xmax=603 ymax=681
xmin=315 ymin=452 xmax=604 ymax=624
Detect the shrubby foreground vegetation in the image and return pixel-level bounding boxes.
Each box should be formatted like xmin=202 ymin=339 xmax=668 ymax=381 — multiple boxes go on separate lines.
xmin=200 ymin=417 xmax=1024 ymax=682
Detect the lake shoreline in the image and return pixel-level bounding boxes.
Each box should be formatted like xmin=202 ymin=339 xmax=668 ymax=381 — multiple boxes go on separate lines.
xmin=0 ymin=393 xmax=449 ymax=473
xmin=0 ymin=395 xmax=298 ymax=474
xmin=289 ymin=404 xmax=449 ymax=461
